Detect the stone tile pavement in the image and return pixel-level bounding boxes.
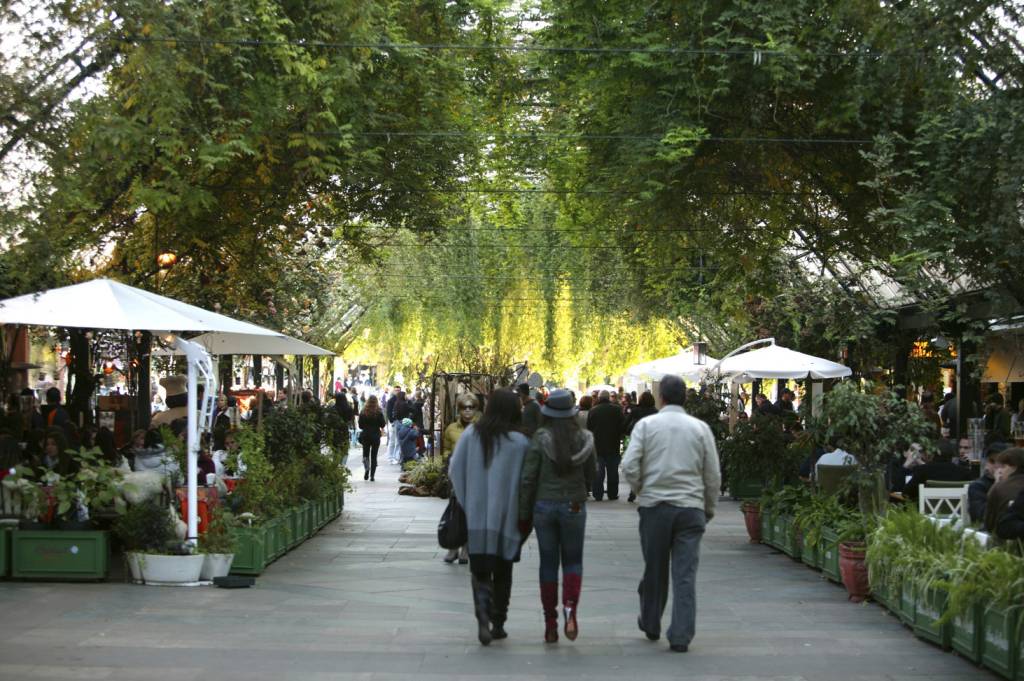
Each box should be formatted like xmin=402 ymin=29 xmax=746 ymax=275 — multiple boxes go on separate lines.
xmin=0 ymin=449 xmax=994 ymax=680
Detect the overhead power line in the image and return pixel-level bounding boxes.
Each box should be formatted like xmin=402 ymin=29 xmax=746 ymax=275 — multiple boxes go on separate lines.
xmin=316 ymin=130 xmax=873 ymax=145
xmin=115 ymin=35 xmax=902 ymax=60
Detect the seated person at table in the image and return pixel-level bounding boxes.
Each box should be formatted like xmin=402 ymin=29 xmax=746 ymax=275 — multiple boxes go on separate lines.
xmin=814 ymin=442 xmax=857 ymax=480
xmin=902 ymin=440 xmax=973 ymax=502
xmin=889 ymin=442 xmax=924 ymax=493
xmin=968 ymin=444 xmax=1009 ymax=524
xmin=36 ymin=428 xmax=77 ymax=478
xmin=995 ymin=488 xmax=1024 ymax=540
xmin=983 ymin=448 xmax=1024 ymax=532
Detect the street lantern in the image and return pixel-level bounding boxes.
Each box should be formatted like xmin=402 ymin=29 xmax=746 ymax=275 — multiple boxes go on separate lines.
xmin=156 ymin=251 xmax=178 ymax=269
xmin=692 ymin=342 xmax=707 ymax=366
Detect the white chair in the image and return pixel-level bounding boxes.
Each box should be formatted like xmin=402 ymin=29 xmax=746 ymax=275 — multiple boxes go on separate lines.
xmin=918 ymin=485 xmax=969 ymax=520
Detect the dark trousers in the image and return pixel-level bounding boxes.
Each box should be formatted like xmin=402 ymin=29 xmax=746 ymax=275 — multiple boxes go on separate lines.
xmin=533 ymin=500 xmax=586 ymax=582
xmin=470 ymin=557 xmax=514 ymax=625
xmin=362 ymin=441 xmax=380 ymax=479
xmin=637 ymin=504 xmax=706 ymax=647
xmin=593 ymin=453 xmax=621 ymax=500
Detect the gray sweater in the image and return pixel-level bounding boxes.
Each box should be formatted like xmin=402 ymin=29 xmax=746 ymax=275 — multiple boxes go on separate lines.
xmin=449 ymin=424 xmax=529 ymax=561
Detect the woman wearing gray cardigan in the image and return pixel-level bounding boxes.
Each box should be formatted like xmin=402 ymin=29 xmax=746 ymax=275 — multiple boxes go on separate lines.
xmin=448 ymin=389 xmax=530 ymax=646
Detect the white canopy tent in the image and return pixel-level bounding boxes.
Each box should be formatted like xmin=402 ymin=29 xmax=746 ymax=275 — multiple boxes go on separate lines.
xmin=0 ymin=278 xmax=305 ymax=546
xmin=625 ymin=347 xmax=720 ymax=384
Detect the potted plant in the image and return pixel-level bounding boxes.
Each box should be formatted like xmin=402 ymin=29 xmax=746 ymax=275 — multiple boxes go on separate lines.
xmin=835 ymin=512 xmax=872 ymax=602
xmin=820 ymin=381 xmax=938 ymax=516
xmin=793 ymin=493 xmax=848 ymax=571
xmin=112 ymin=500 xmax=176 ymax=583
xmin=1 ymin=465 xmax=47 ymax=527
xmin=199 ymin=506 xmax=237 ymax=580
xmin=741 ymin=499 xmax=762 ymax=543
xmin=719 ymin=415 xmax=795 ymax=503
xmin=52 ymin=448 xmax=125 ymax=529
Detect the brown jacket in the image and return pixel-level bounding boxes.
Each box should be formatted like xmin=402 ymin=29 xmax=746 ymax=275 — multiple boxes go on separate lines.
xmin=983 ymin=472 xmax=1024 ymax=532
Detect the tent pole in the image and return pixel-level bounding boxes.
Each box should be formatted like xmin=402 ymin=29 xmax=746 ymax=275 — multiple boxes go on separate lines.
xmin=185 ymin=358 xmax=199 ymax=544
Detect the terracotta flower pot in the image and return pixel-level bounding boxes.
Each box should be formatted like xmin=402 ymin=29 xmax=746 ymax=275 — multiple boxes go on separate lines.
xmin=741 ymin=502 xmax=762 ymax=543
xmin=839 ymin=541 xmax=870 ymax=603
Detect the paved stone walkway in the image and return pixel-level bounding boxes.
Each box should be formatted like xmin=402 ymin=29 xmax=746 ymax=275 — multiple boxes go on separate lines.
xmin=0 ymin=449 xmax=993 ymax=680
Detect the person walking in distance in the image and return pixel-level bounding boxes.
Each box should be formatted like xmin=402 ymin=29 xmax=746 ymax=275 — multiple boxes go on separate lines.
xmin=442 ymin=394 xmax=480 ymax=565
xmin=448 ymin=389 xmax=530 ymax=646
xmin=385 ymin=386 xmax=401 ymax=464
xmin=518 ymin=383 xmax=542 ymax=437
xmin=587 ymin=390 xmax=625 ymax=500
xmin=358 ymin=396 xmax=386 ymax=481
xmin=622 ymin=375 xmax=721 ymax=653
xmin=519 ymin=389 xmax=596 ymax=643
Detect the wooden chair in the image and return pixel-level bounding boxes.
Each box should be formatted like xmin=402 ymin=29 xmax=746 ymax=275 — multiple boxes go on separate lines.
xmin=924 ymin=479 xmax=970 ymax=488
xmin=815 ymin=464 xmax=856 ymax=496
xmin=918 ymin=485 xmax=969 ymax=519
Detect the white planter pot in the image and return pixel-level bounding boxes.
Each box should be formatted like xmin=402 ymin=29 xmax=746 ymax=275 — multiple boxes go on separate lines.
xmin=139 ymin=553 xmax=204 ymax=585
xmin=126 ymin=552 xmax=144 ymax=583
xmin=200 ymin=553 xmax=235 ymax=580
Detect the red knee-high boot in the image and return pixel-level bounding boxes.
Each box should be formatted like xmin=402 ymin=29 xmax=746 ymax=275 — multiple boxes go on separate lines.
xmin=540 ymin=582 xmax=559 ymax=643
xmin=562 ymin=573 xmax=582 ymax=641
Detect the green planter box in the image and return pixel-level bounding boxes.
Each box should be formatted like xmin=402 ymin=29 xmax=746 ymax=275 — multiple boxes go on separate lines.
xmin=770 ymin=514 xmax=787 ymax=551
xmin=952 ymin=602 xmax=983 ymax=665
xmin=303 ymin=502 xmax=314 ymax=538
xmin=276 ymin=515 xmax=292 ymax=556
xmin=870 ymin=573 xmax=896 ymax=612
xmin=982 ymin=605 xmax=1018 ymax=679
xmin=730 ymin=478 xmax=763 ymax=499
xmin=777 ymin=515 xmax=801 ymax=560
xmin=897 ymin=578 xmax=917 ymax=625
xmin=230 ymin=526 xmax=267 ymax=575
xmin=800 ymin=531 xmax=821 ymax=570
xmin=263 ymin=517 xmax=284 ymax=561
xmin=288 ymin=508 xmax=301 ymax=549
xmin=11 ymin=530 xmax=109 ymax=580
xmin=913 ymin=583 xmax=952 ymax=649
xmin=0 ymin=528 xmax=9 ymax=578
xmin=820 ymin=528 xmax=841 ymax=583
xmin=760 ymin=510 xmax=775 ymax=547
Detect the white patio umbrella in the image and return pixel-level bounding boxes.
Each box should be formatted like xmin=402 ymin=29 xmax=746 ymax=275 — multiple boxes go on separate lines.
xmin=625 ymin=347 xmax=719 ymax=383
xmin=710 ymin=340 xmax=852 ymax=381
xmin=585 ymin=383 xmax=617 ymax=393
xmin=0 ymin=278 xmax=282 ymax=336
xmin=155 ymin=331 xmax=334 ymax=357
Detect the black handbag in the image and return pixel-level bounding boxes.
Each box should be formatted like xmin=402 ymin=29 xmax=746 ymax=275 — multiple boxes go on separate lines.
xmin=437 ymin=496 xmax=467 ymax=549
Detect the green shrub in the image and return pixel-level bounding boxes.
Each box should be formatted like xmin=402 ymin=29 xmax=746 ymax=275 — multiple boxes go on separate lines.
xmin=113 ymin=500 xmax=175 ymax=552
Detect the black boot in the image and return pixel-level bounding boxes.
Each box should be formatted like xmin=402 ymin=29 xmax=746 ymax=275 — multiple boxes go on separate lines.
xmin=471 ymin=574 xmax=493 ymax=646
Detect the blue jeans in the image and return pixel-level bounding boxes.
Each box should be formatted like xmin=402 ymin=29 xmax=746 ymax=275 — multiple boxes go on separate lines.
xmin=533 ymin=500 xmax=587 ymax=583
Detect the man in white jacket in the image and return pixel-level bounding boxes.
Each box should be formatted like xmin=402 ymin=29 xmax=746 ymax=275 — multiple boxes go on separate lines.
xmin=622 ymin=375 xmax=721 ymax=653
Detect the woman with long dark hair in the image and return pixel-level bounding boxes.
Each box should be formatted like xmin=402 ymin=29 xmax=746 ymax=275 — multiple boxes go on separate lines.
xmin=519 ymin=389 xmax=596 ymax=643
xmin=358 ymin=395 xmax=386 ymax=481
xmin=448 ymin=389 xmax=530 ymax=645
